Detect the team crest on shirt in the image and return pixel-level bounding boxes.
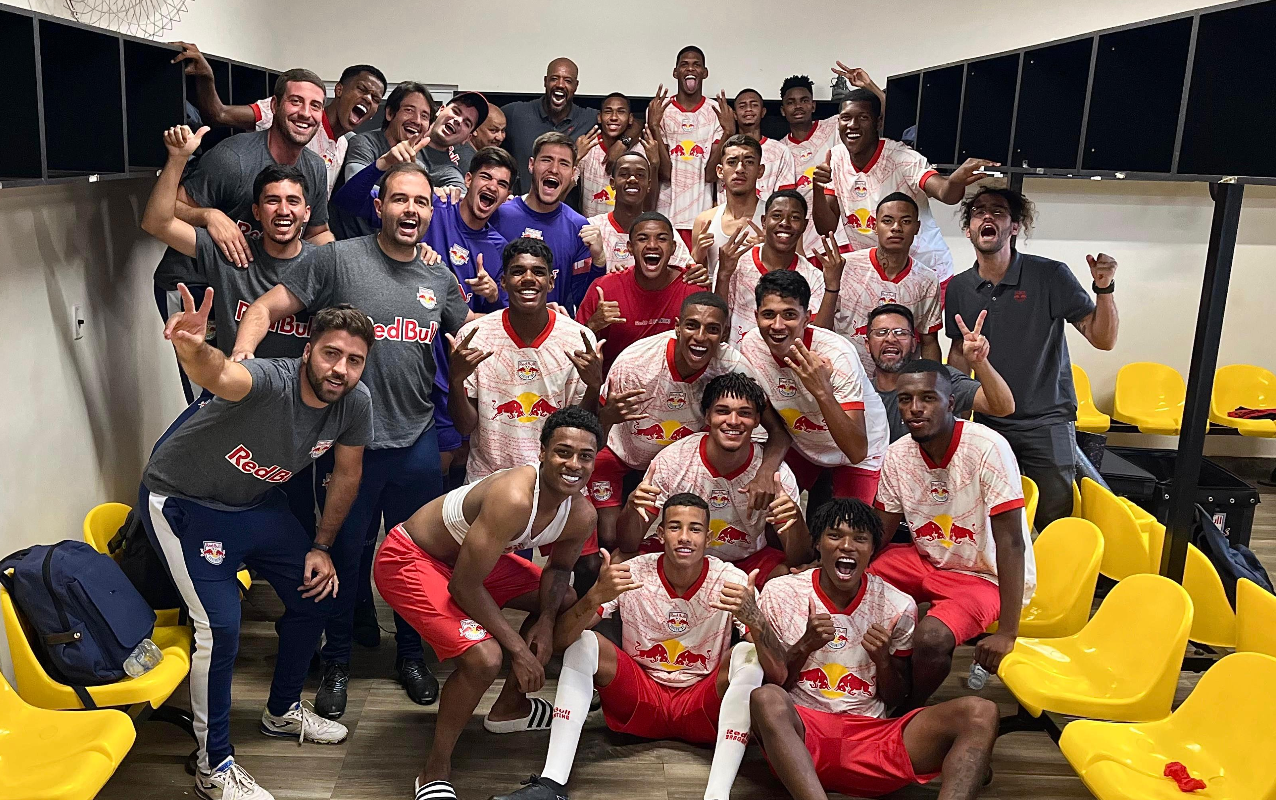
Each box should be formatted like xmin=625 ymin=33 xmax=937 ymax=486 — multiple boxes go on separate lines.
xmin=680 ymin=120 xmax=696 ymax=132
xmin=309 ymin=440 xmax=334 ymax=459
xmin=709 ymin=489 xmax=729 ymax=509
xmin=590 ymin=481 xmax=613 ymax=503
xmin=201 ymin=541 xmax=226 ymax=566
xmin=667 ymin=391 xmax=687 ymax=410
xmin=516 ymin=360 xmax=540 ymax=381
xmin=612 ymin=242 xmax=631 ymax=263
xmin=459 ymin=619 xmax=487 ymax=641
xmin=828 ymin=625 xmax=848 ymax=650
xmin=878 ymin=289 xmax=898 ymax=305
xmin=521 ymin=228 xmax=544 ymax=240
xmin=417 ymin=286 xmax=437 ymax=309
xmin=449 ymin=244 xmax=470 ymax=266
xmin=777 ymin=377 xmax=798 ymax=398
xmin=796 ymin=145 xmax=814 ymax=162
xmin=665 ymin=606 xmax=690 ymax=634
xmin=852 ymin=180 xmax=869 ymax=200
xmin=929 ymin=481 xmax=951 ymax=503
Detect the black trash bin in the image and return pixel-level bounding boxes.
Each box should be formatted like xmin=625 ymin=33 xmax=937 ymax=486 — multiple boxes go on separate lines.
xmin=1103 ymin=447 xmax=1260 ymax=547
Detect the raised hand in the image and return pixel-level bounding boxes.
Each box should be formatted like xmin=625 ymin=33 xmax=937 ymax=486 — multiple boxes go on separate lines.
xmin=568 ymin=331 xmax=606 ymax=389
xmin=784 ymin=339 xmax=836 ymax=401
xmin=681 ymin=261 xmax=712 ymax=288
xmin=377 ymin=134 xmax=428 ymax=171
xmin=799 ymin=595 xmax=836 ymax=651
xmin=626 ymin=481 xmax=661 ymax=524
xmin=598 ymin=388 xmax=647 ymax=429
xmin=164 ymin=283 xmax=214 ymax=356
xmin=766 ymin=484 xmax=801 ymax=534
xmin=1087 ymin=253 xmax=1117 ymax=289
xmin=811 ymin=232 xmax=845 ymax=286
xmin=446 ymin=327 xmax=492 ymax=384
xmin=713 ymin=90 xmax=737 ymax=136
xmin=740 ymin=469 xmax=779 ymax=513
xmin=163 ymin=124 xmax=209 ymax=160
xmin=646 ymin=85 xmax=671 ymax=133
xmin=955 ymin=310 xmax=990 ymax=364
xmin=576 ymin=125 xmax=601 ymax=162
xmin=812 ymin=150 xmax=832 ymax=189
xmin=464 ymin=253 xmax=499 ymax=303
xmin=586 ymin=285 xmax=626 ymax=333
xmin=580 ymin=223 xmax=605 ymax=264
xmin=832 ymin=62 xmax=881 ymax=94
xmin=640 ymin=125 xmax=662 ymax=168
xmin=592 ymin=548 xmax=642 ymax=604
xmin=691 ymin=228 xmax=717 ymax=266
xmin=710 ymin=569 xmax=763 ymax=627
xmin=433 ymin=186 xmax=463 ymax=204
xmin=949 ymin=157 xmax=1002 ymax=186
xmin=861 ymin=622 xmax=892 ymax=667
xmin=169 ymin=41 xmax=213 ymax=78
xmin=718 ymin=221 xmax=761 ymax=276
xmin=206 ymin=208 xmax=251 ymax=268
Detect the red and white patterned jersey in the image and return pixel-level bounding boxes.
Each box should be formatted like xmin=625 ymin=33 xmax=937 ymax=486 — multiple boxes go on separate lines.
xmin=579 ymin=136 xmax=614 ymax=219
xmin=827 ymin=248 xmax=943 ymax=376
xmin=657 ymin=98 xmax=724 ymax=230
xmin=739 ymin=326 xmax=889 ymax=471
xmin=460 ymin=310 xmax=595 ymax=481
xmin=587 ymin=212 xmax=693 ymax=273
xmin=640 ymin=433 xmax=800 ymax=561
xmin=783 ymin=118 xmax=842 ymax=255
xmin=716 ymin=136 xmax=799 ymax=204
xmin=604 ymin=332 xmax=764 ymax=470
xmin=760 ymin=570 xmax=916 ymax=717
xmin=253 ymin=98 xmax=346 ymax=192
xmin=601 ymin=553 xmax=749 ymax=688
xmin=827 ymin=138 xmax=953 ymax=282
xmin=724 ymin=246 xmax=825 ymax=346
xmin=876 ymin=420 xmax=1035 ymax=604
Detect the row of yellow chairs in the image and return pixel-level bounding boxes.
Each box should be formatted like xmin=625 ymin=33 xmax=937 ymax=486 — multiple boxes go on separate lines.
xmin=1073 ymin=361 xmax=1276 ymax=437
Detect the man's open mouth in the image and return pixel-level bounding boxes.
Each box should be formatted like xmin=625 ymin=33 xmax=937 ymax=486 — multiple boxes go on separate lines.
xmin=834 ymin=556 xmax=857 ymax=579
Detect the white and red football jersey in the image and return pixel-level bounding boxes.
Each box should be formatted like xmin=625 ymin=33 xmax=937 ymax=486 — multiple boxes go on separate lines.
xmin=580 ymin=136 xmax=613 ymax=219
xmin=783 ymin=118 xmax=842 ymax=255
xmin=760 ymin=570 xmax=916 ymax=717
xmin=600 ymin=553 xmax=748 ymax=688
xmin=876 ymin=419 xmax=1035 ymax=604
xmin=587 ymin=212 xmax=693 ymax=273
xmin=724 ymin=246 xmax=825 ymax=346
xmin=739 ymin=326 xmax=889 ymax=471
xmin=826 ymin=138 xmax=953 ymax=282
xmin=658 ymin=98 xmax=724 ymax=230
xmin=716 ymin=136 xmax=799 ymax=204
xmin=604 ymin=332 xmax=764 ymax=470
xmin=827 ymin=248 xmax=943 ymax=376
xmin=460 ymin=310 xmax=595 ymax=481
xmin=253 ymin=98 xmax=346 ymax=192
xmin=640 ymin=433 xmax=800 ymax=562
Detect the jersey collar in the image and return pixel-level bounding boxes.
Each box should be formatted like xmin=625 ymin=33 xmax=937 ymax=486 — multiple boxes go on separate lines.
xmin=769 ymin=327 xmax=815 ymax=368
xmin=812 ymin=568 xmax=868 ymax=615
xmin=667 ymin=336 xmax=708 ymax=384
xmin=320 ymin=111 xmax=336 ymax=142
xmin=848 ymin=140 xmax=886 ymax=175
xmin=606 ymin=212 xmax=626 ymax=234
xmin=671 ymin=97 xmax=706 ymax=114
xmin=501 ymin=308 xmax=556 ymax=349
xmin=919 ymin=419 xmax=964 ymax=471
xmin=699 ymin=434 xmax=754 ymax=481
xmin=657 ymin=555 xmax=711 ymax=599
xmin=869 ymin=248 xmax=913 ymax=284
xmin=752 ymin=246 xmax=799 ymax=275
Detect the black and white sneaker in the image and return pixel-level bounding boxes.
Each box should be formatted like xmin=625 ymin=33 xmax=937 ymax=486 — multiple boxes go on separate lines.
xmin=196 ymin=756 xmax=274 ymax=800
xmin=259 ymin=701 xmax=348 ymax=744
xmin=490 ymin=775 xmax=568 ymax=800
xmin=414 ymin=777 xmax=457 ymax=800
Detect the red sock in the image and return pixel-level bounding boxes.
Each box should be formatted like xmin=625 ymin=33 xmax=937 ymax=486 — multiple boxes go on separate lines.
xmin=1164 ymin=762 xmax=1207 ymax=792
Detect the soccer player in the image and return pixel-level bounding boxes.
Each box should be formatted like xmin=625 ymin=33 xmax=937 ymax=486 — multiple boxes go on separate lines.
xmin=778 ymin=75 xmax=840 ymax=256
xmin=648 ymin=47 xmax=731 ymax=248
xmin=617 ymin=373 xmax=808 ymax=584
xmin=873 ymin=360 xmax=1033 ymax=704
xmin=750 ymin=499 xmax=1000 ymax=800
xmin=420 ymin=92 xmax=489 ymax=188
xmin=374 ymin=408 xmax=600 ymax=800
xmin=945 ymin=186 xmax=1119 ymax=527
xmin=727 ymin=88 xmax=798 ymax=202
xmin=869 ymin=305 xmax=1014 ymax=442
xmin=502 ymin=58 xmax=598 ymax=193
xmin=812 ymin=86 xmax=997 ymax=287
xmin=470 ymin=104 xmax=507 ymax=150
xmin=689 ymin=134 xmax=766 ymax=281
xmin=714 ymin=189 xmax=824 ymax=346
xmin=739 ymin=271 xmax=889 ymax=509
xmin=491 ymin=493 xmax=789 ymax=800
xmin=812 ymin=192 xmax=944 ymax=373
xmin=578 ymin=92 xmax=642 ymax=218
xmin=583 ymin=151 xmax=692 ymax=274
xmin=141 ymin=289 xmax=372 ymax=800
xmin=233 ymin=163 xmax=471 ymax=718
xmin=575 ymin=211 xmax=702 ymax=371
xmin=492 ymin=132 xmax=602 ymax=313
xmin=173 ymin=42 xmax=386 ymax=191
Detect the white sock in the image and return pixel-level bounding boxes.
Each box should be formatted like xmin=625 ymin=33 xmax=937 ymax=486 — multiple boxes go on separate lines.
xmin=704 ymin=643 xmax=764 ymax=800
xmin=541 ymin=630 xmax=599 ymax=785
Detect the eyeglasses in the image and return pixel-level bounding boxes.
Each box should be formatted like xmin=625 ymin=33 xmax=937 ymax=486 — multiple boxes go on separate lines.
xmin=867 ymin=327 xmax=912 ymax=339
xmin=969 ymin=207 xmax=1010 ymax=220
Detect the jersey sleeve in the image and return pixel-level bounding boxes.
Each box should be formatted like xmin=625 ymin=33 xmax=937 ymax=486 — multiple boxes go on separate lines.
xmin=181 ymin=140 xmax=242 ymax=209
xmin=901 ymin=147 xmax=939 ymax=194
xmin=757 ymin=583 xmax=796 ymax=649
xmin=279 ymin=242 xmax=336 ymax=310
xmin=982 ymin=436 xmax=1026 ymax=516
xmin=943 ymin=288 xmax=968 ymax=342
xmin=670 ymin=232 xmax=694 ymax=268
xmin=599 ymin=596 xmax=619 ymax=618
xmin=1048 ymin=260 xmax=1097 ymax=324
xmin=251 ymin=98 xmax=271 ymax=130
xmin=830 ymin=350 xmax=866 ymax=410
xmin=441 ymin=272 xmax=470 ymax=336
xmin=342 ymin=133 xmax=380 ymax=184
xmin=303 ymin=155 xmax=330 ymax=225
xmin=806 ymin=268 xmax=826 ymax=315
xmin=778 ymin=464 xmax=801 ymax=503
xmin=774 ymin=145 xmax=798 ymax=191
xmin=240 ymin=357 xmax=285 ymax=400
xmin=948 ymin=370 xmax=982 ymax=418
xmin=888 ymin=596 xmax=918 ymax=656
xmin=337 ymin=387 xmax=375 ymax=447
xmin=191 ymin=227 xmax=225 ymax=282
xmin=874 ymin=448 xmax=905 ymax=514
xmin=916 ymin=277 xmax=943 ymax=334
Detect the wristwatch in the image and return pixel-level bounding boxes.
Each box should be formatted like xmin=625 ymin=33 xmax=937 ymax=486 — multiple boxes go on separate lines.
xmin=1093 ymin=280 xmax=1115 ymax=294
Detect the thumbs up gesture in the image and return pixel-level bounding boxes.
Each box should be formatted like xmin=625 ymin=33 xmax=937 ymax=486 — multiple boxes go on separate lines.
xmin=799 ymin=595 xmax=836 ymax=651
xmin=464 ymin=253 xmax=499 ymax=303
xmin=712 ymin=568 xmax=763 ymax=627
xmin=812 ymin=150 xmax=833 ymax=188
xmin=586 ymin=285 xmax=627 ymax=333
xmin=591 ymin=548 xmax=642 ymax=604
xmin=766 ymin=480 xmax=800 ymax=534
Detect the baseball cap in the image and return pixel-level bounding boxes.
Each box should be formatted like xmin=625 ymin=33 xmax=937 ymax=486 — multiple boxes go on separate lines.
xmin=448 ymin=91 xmax=490 ymax=126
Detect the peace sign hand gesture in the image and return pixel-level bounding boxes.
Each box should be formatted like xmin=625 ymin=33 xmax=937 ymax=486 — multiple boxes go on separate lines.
xmin=164 ymin=283 xmax=214 ymax=358
xmin=718 ymin=221 xmax=762 ymax=277
xmin=646 ymin=85 xmax=672 ymax=133
xmin=568 ymin=331 xmax=606 ymax=389
xmin=713 ymin=90 xmax=737 ymax=136
xmin=811 ymin=233 xmax=845 ymax=285
xmin=955 ymin=310 xmax=990 ymax=364
xmin=576 ymin=125 xmax=601 ymax=162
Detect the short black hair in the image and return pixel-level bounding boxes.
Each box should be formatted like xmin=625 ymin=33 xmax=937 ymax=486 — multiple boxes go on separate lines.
xmin=960 ymin=186 xmax=1036 ymax=233
xmin=339 ymin=64 xmax=387 ymax=90
xmin=898 ymin=358 xmax=953 ymax=394
xmin=610 ymin=150 xmax=651 ymax=177
xmin=755 ymin=269 xmax=811 ymax=311
xmin=866 ymin=303 xmax=915 ymax=332
xmin=467 ymin=146 xmax=517 ymax=180
xmin=376 ymin=162 xmax=432 ymax=198
xmin=780 ymin=75 xmax=814 ymax=100
xmin=680 ymin=291 xmax=729 ymax=320
xmin=252 ymin=164 xmax=308 ymax=204
xmin=765 ymin=188 xmax=807 ymax=217
xmin=662 ymin=493 xmax=710 ymax=524
xmin=701 ymin=372 xmax=768 ymax=416
xmin=630 ymin=211 xmax=673 ymax=236
xmin=601 ymin=91 xmax=629 ymax=107
xmin=721 ymin=133 xmax=763 ymax=161
xmin=540 ymin=406 xmax=603 ymax=449
xmin=734 ymin=88 xmax=764 ymax=104
xmin=841 ymin=88 xmax=881 ymax=119
xmin=381 ymin=81 xmax=434 ymax=130
xmin=877 ymin=191 xmax=919 ymax=216
xmin=808 ymin=498 xmax=885 ymax=551
xmin=676 ymin=45 xmax=706 ymax=64
xmin=503 ymin=236 xmax=554 ymax=271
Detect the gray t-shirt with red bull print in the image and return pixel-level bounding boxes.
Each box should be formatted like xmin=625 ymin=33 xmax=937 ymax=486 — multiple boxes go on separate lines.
xmin=280 ymin=234 xmax=469 ymax=449
xmin=143 ymin=358 xmax=373 ymax=510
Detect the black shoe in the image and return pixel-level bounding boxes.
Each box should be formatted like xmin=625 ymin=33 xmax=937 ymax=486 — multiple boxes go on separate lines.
xmin=397 ymin=658 xmax=440 ymax=706
xmin=314 ymin=661 xmax=349 ymax=719
xmin=491 ymin=775 xmax=568 ymax=800
xmin=353 ymin=600 xmax=381 ymax=649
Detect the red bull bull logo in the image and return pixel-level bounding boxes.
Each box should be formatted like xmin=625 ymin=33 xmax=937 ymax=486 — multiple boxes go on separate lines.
xmin=611 ymin=242 xmax=631 ymax=263
xmin=666 ymin=391 xmax=687 ymax=410
xmin=708 ymin=519 xmax=751 ymax=548
xmin=829 ymin=625 xmax=848 ymax=650
xmin=590 ymin=481 xmax=613 ymax=503
xmin=491 ymin=393 xmax=559 ymax=423
xmin=845 ymin=208 xmax=876 ymax=234
xmin=448 ymin=244 xmax=470 ymax=266
xmin=780 ymin=407 xmax=827 ymax=433
xmin=799 ymin=663 xmax=874 ymax=698
xmin=928 ymin=481 xmax=950 ymax=504
xmin=201 ymin=541 xmax=226 ymax=566
xmin=417 ymin=286 xmax=437 ymax=309
xmin=591 ymin=185 xmax=616 ymax=206
xmin=852 ymin=180 xmax=869 ymax=201
xmin=914 ymin=514 xmax=977 ymax=549
xmin=878 ymin=289 xmax=898 ymax=305
xmin=665 ymin=607 xmax=690 ymax=634
xmin=635 ymin=639 xmax=709 ymax=671
xmin=708 ymin=489 xmax=730 ymax=509
xmin=680 ymin=121 xmax=696 ymax=132
xmin=516 ymin=359 xmax=541 ymax=382
xmin=777 ymin=377 xmax=798 ymax=398
xmin=632 ymin=419 xmax=698 ymax=446
xmin=459 ymin=619 xmax=487 ymax=641
xmin=309 ymin=439 xmax=334 ymax=459
xmin=674 ymin=139 xmax=703 ymax=161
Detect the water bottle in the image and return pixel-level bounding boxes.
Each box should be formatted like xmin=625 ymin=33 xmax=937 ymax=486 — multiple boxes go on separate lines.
xmin=967 ymin=662 xmax=989 ymax=691
xmin=123 ymin=638 xmax=163 ymax=678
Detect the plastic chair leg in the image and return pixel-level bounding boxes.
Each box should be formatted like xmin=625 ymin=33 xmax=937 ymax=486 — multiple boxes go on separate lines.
xmin=148 ymin=705 xmax=196 ymax=740
xmin=998 ymin=706 xmax=1063 ymax=742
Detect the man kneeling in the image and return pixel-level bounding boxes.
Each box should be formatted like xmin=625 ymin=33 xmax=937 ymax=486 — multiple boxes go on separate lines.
xmin=495 ymin=493 xmax=786 ymax=800
xmin=751 ymin=499 xmax=999 ymax=800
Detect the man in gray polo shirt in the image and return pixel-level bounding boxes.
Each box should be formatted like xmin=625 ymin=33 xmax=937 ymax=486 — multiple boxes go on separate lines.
xmin=944 ymin=187 xmax=1118 ymax=526
xmin=502 ymin=58 xmax=597 ymax=193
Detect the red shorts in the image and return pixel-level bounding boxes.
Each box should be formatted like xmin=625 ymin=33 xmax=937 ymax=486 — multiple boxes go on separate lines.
xmin=636 ymin=543 xmax=786 ymax=588
xmin=676 ymin=228 xmax=694 ymax=250
xmin=597 ymin=641 xmax=722 ymax=743
xmin=767 ymin=705 xmax=936 ymax=797
xmin=784 ymin=450 xmax=880 ymax=504
xmin=867 ymin=543 xmax=1002 ymax=643
xmin=585 ymin=446 xmax=634 ymax=510
xmin=374 ymin=526 xmax=542 ymax=660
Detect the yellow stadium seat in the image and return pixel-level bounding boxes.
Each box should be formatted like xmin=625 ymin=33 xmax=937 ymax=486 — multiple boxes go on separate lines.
xmin=0 ymin=668 xmax=135 ymax=800
xmin=1072 ymin=481 xmax=1082 ymax=517
xmin=1082 ymin=479 xmax=1154 ymax=580
xmin=1018 ymin=518 xmax=1105 ymax=638
xmin=1059 ymin=652 xmax=1276 ymax=800
xmin=1022 ymin=475 xmax=1039 ymax=532
xmin=1118 ymin=497 xmax=1164 ymax=568
xmin=1072 ymin=364 xmax=1112 ymax=433
xmin=1210 ymin=364 xmax=1276 ymax=437
xmin=998 ymin=573 xmax=1192 ymax=722
xmin=1181 ymin=544 xmax=1236 ymax=648
xmin=1237 ymin=578 xmax=1276 ymax=657
xmin=1113 ymin=362 xmax=1185 ymax=435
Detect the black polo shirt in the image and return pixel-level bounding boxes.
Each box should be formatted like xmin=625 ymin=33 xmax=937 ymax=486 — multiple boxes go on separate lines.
xmin=501 ymin=97 xmax=597 ymax=193
xmin=944 ymin=250 xmax=1095 ymax=432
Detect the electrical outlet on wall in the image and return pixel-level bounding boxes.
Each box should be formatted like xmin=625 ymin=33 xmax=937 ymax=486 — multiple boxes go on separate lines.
xmin=71 ymin=304 xmax=85 ymax=340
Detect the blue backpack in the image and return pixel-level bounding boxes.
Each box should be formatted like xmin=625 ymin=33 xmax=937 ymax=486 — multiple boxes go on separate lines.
xmin=0 ymin=541 xmax=156 ymax=707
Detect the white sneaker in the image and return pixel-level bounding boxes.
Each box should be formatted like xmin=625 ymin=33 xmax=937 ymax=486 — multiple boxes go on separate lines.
xmin=259 ymin=700 xmax=349 ymax=744
xmin=196 ymin=756 xmax=274 ymax=800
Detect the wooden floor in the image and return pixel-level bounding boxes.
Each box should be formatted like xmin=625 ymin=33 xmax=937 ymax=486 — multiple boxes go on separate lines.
xmin=97 ymin=459 xmax=1276 ymax=800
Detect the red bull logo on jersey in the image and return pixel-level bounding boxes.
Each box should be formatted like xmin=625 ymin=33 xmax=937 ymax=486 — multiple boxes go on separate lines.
xmin=636 ymin=639 xmax=709 ymax=671
xmin=680 ymin=120 xmax=697 ymax=132
xmin=371 ymin=316 xmax=438 ymax=344
xmin=611 ymin=242 xmax=631 ymax=264
xmin=777 ymin=377 xmax=798 ymax=398
xmin=201 ymin=541 xmax=226 ymax=566
xmin=491 ymin=392 xmax=559 ymax=423
xmin=448 ymin=244 xmax=470 ymax=266
xmin=708 ymin=519 xmax=751 ymax=548
xmin=459 ymin=619 xmax=487 ymax=641
xmin=665 ymin=607 xmax=690 ymax=634
xmin=225 ymin=445 xmax=293 ymax=483
xmin=799 ymin=663 xmax=874 ymax=699
xmin=516 ymin=359 xmax=541 ymax=382
xmin=309 ymin=440 xmax=334 ymax=459
xmin=631 ymin=419 xmax=698 ymax=446
xmin=829 ymin=625 xmax=848 ymax=650
xmin=708 ymin=489 xmax=730 ymax=509
xmin=673 ymin=140 xmax=705 ymax=161
xmin=235 ymin=301 xmax=309 ymax=338
xmin=592 ymin=185 xmax=616 ymax=206
xmin=779 ymin=407 xmax=828 ymax=433
xmin=846 ymin=209 xmax=876 ymax=234
xmin=914 ymin=514 xmax=977 ymax=549
xmin=417 ymin=286 xmax=437 ymax=309
xmin=878 ymin=289 xmax=899 ymax=305
xmin=852 ymin=180 xmax=869 ymax=201
xmin=928 ymin=481 xmax=951 ymax=504
xmin=666 ymin=391 xmax=687 ymax=410
xmin=590 ymin=480 xmax=613 ymax=503
xmin=521 ymin=228 xmax=544 ymax=240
